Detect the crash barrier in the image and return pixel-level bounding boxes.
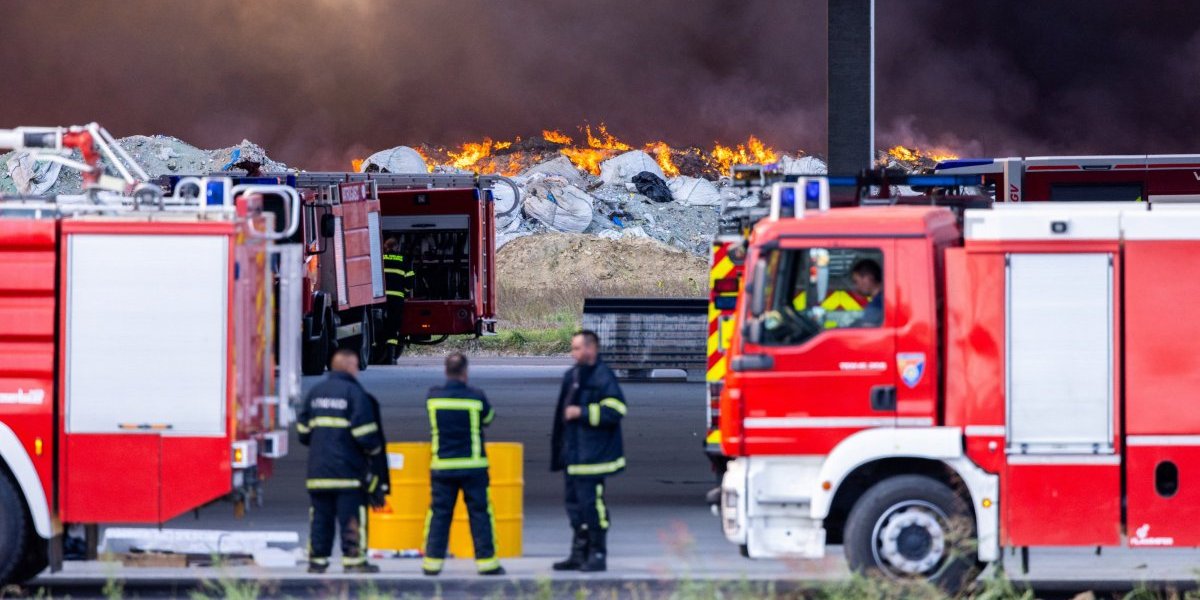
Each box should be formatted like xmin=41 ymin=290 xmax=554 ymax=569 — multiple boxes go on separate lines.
xmin=366 ymin=442 xmax=523 ymax=558
xmin=582 ymin=297 xmax=708 ymax=382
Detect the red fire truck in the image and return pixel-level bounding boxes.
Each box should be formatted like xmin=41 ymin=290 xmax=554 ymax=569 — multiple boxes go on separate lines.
xmin=705 ymin=156 xmax=1200 ymax=478
xmin=173 ymin=173 xmax=517 ymax=375
xmin=0 ymin=125 xmax=301 ymax=584
xmin=934 ymin=154 xmax=1200 ymax=203
xmin=719 ymin=176 xmax=1200 ymax=589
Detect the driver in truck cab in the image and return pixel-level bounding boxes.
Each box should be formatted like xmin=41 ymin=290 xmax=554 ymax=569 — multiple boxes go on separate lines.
xmin=849 ymin=258 xmax=883 ymax=327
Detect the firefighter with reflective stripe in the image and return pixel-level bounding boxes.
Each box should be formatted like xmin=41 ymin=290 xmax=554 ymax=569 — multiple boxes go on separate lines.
xmin=297 ymin=348 xmax=387 ymax=574
xmin=550 ymin=330 xmax=626 ymax=572
xmin=421 ymin=352 xmax=505 ymax=576
xmin=382 ymin=237 xmax=414 ymax=362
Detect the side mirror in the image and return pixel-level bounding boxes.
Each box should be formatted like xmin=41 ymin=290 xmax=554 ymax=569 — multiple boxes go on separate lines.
xmin=749 ymin=258 xmax=768 ymax=316
xmin=320 ymin=213 xmax=337 ymax=238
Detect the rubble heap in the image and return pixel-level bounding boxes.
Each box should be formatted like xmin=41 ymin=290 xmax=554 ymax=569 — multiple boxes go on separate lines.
xmin=1 ymin=127 xmax=956 ymax=258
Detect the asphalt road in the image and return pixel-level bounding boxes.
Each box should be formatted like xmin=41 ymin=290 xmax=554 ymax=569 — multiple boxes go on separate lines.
xmin=27 ymin=358 xmax=1200 ymax=597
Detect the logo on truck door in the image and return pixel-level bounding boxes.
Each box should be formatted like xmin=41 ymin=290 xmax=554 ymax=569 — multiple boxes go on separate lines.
xmin=1130 ymin=524 xmax=1174 ymax=547
xmin=896 ymin=353 xmax=926 ymax=388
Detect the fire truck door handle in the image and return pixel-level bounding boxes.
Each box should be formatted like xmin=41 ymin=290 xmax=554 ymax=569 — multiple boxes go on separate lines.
xmin=869 ymin=385 xmax=896 ymax=411
xmin=730 ymin=354 xmax=773 ymax=372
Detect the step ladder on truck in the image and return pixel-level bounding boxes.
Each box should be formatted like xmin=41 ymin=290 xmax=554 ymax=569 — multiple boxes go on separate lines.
xmin=0 ymin=124 xmax=302 ymax=584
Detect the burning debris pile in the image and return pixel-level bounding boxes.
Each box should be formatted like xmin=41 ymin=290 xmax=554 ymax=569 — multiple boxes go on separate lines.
xmin=0 ymin=123 xmax=957 ymax=258
xmin=361 ymin=127 xmax=958 ymax=256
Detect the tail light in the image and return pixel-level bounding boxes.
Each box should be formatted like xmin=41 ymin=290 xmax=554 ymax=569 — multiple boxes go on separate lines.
xmin=707 ymin=381 xmax=724 ymax=430
xmin=713 ymin=278 xmax=739 ymax=294
xmin=232 ymin=440 xmax=258 ymax=469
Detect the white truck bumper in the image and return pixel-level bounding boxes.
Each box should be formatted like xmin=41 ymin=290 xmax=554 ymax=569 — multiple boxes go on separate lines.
xmin=721 ymin=456 xmax=827 ymax=559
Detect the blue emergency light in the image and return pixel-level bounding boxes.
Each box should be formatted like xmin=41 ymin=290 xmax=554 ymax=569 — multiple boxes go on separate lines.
xmin=205 ymin=179 xmax=226 ymax=206
xmin=805 ymin=180 xmax=822 ymax=208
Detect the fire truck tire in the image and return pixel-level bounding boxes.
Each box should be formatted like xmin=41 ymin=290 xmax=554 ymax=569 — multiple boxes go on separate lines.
xmin=11 ymin=531 xmax=47 ymax=582
xmin=302 ymin=315 xmax=332 ymax=376
xmin=843 ymin=475 xmax=980 ymax=592
xmin=353 ymin=308 xmax=372 ymax=371
xmin=0 ymin=474 xmax=30 ymax=584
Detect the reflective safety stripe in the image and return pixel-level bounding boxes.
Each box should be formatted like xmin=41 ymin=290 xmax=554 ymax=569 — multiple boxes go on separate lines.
xmin=306 ymin=478 xmax=361 ymax=489
xmin=430 ymin=456 xmax=489 ymax=470
xmin=588 ymin=404 xmax=600 ymax=427
xmin=359 ymin=505 xmax=367 ymax=557
xmin=428 ymin=398 xmax=484 ymax=411
xmin=482 ymin=408 xmax=495 ymax=425
xmin=384 ymin=268 xmax=414 ymax=277
xmin=351 ymin=422 xmax=378 ymax=438
xmin=309 ymin=556 xmax=329 ymax=565
xmin=422 ymin=557 xmax=444 ymax=572
xmin=296 ymin=422 xmax=311 ymax=434
xmin=383 ymin=254 xmax=406 ymax=262
xmin=386 ymin=290 xmax=406 ymax=298
xmin=476 ymin=557 xmax=501 ymax=572
xmin=387 ymin=338 xmax=399 ymax=345
xmin=309 ymin=416 xmax=350 ymax=428
xmin=342 ymin=555 xmax=366 ymax=566
xmin=428 ymin=397 xmax=489 ymax=469
xmin=596 ymin=484 xmax=609 ymax=530
xmin=599 ymin=397 xmax=627 ymax=415
xmin=368 ymin=475 xmax=379 ymax=493
xmin=567 ymin=457 xmax=626 ymax=476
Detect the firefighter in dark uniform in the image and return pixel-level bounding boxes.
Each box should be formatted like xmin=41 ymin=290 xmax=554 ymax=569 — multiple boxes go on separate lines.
xmin=297 ymin=348 xmax=389 ymax=573
xmin=421 ymin=352 xmax=506 ymax=576
xmin=382 ymin=237 xmax=414 ymax=362
xmin=551 ymin=330 xmax=627 ymax=572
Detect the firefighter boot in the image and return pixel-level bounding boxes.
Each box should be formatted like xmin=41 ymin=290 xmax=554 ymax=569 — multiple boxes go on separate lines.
xmin=307 ymin=560 xmax=329 ymax=574
xmin=551 ymin=527 xmax=589 ymax=571
xmin=344 ymin=562 xmax=381 ymax=574
xmin=579 ymin=529 xmax=607 ymax=572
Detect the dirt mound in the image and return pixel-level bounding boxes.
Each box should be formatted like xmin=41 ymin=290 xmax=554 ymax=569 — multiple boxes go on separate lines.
xmin=497 ymin=233 xmax=707 ymax=296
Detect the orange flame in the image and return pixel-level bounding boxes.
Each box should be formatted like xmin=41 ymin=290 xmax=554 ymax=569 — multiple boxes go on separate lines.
xmin=542 ymin=129 xmax=573 ymax=144
xmin=886 ymin=145 xmax=959 ymax=164
xmin=711 ymin=136 xmax=779 ymax=175
xmin=645 ymin=141 xmax=680 ymax=177
xmin=400 ymin=126 xmax=787 ymax=178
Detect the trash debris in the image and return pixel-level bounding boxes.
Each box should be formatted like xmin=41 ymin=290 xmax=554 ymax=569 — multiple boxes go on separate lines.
xmin=6 ymin=151 xmax=63 ymax=194
xmin=632 ymin=171 xmax=673 ymax=203
xmin=522 ymin=175 xmax=594 ymax=233
xmin=778 ymin=154 xmax=827 ymax=175
xmin=516 ymin=155 xmax=588 ymax=188
xmin=361 ymin=146 xmax=428 ymax=173
xmin=668 ymin=176 xmax=721 ymax=206
xmin=599 ymin=150 xmax=664 ymax=186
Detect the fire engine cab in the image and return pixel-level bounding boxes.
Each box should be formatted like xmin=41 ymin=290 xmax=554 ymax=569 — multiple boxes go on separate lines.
xmin=0 ymin=124 xmax=300 ymax=584
xmin=720 ymin=177 xmax=1200 ymax=589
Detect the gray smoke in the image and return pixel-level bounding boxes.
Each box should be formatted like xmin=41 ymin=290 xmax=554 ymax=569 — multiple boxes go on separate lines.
xmin=0 ymin=1 xmax=1196 ymax=169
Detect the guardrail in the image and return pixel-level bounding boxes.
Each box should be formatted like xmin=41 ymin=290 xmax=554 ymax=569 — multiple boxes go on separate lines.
xmin=581 ymin=297 xmax=708 ymax=382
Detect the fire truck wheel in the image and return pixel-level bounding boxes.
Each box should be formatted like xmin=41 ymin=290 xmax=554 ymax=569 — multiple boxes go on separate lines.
xmin=301 ymin=315 xmax=331 ymax=376
xmin=11 ymin=530 xmax=47 ymax=582
xmin=0 ymin=474 xmax=30 ymax=584
xmin=353 ymin=308 xmax=372 ymax=371
xmin=843 ymin=475 xmax=980 ymax=592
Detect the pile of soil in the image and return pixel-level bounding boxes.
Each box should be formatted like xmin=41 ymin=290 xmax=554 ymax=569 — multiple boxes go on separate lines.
xmin=496 ymin=233 xmax=708 ymax=296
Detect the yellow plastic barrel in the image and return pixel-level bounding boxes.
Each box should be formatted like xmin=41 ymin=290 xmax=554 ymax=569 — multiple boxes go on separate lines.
xmin=367 ymin=442 xmax=523 ymax=558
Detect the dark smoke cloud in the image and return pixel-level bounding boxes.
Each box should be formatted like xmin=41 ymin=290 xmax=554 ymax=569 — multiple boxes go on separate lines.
xmin=0 ymin=1 xmax=1197 ymax=169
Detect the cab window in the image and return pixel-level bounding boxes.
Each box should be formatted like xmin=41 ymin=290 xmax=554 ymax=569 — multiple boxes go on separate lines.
xmin=756 ymin=247 xmax=884 ymax=346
